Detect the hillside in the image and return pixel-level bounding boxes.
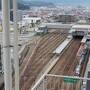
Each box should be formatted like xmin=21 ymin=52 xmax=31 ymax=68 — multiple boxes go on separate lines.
xmin=0 ymin=0 xmax=55 ymax=10
xmin=0 ymin=0 xmax=29 ymax=10
xmin=23 ymin=1 xmax=55 ymax=7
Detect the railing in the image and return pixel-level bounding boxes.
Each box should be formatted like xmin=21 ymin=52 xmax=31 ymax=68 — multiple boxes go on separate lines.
xmin=31 ymin=74 xmax=90 ymax=90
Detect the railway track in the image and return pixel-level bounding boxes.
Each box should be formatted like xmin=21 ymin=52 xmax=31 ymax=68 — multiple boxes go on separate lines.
xmin=80 ymin=49 xmax=90 ymax=77
xmin=20 ymin=32 xmax=67 ymax=90
xmin=20 ymin=33 xmax=59 ymax=73
xmin=46 ymin=39 xmax=81 ymax=90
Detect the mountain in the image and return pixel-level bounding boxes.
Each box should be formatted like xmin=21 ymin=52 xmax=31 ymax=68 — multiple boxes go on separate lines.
xmin=0 ymin=0 xmax=54 ymax=10
xmin=0 ymin=0 xmax=29 ymax=10
xmin=23 ymin=1 xmax=55 ymax=7
xmin=18 ymin=3 xmax=29 ymax=10
xmin=23 ymin=0 xmax=90 ymax=6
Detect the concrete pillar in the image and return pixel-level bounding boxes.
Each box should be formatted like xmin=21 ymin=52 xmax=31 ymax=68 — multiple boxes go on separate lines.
xmin=13 ymin=0 xmax=19 ymax=90
xmin=2 ymin=0 xmax=12 ymax=90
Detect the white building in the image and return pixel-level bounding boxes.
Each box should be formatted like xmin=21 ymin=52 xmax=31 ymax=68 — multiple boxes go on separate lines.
xmin=71 ymin=25 xmax=90 ymax=36
xmin=22 ymin=16 xmax=41 ymax=24
xmin=70 ymin=20 xmax=90 ymax=37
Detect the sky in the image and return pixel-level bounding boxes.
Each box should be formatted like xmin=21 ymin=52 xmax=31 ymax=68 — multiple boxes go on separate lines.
xmin=24 ymin=0 xmax=90 ymax=6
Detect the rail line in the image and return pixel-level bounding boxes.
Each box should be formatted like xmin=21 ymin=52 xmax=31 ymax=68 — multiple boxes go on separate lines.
xmin=20 ymin=33 xmax=52 ymax=73
xmin=20 ymin=32 xmax=67 ymax=90
xmin=80 ymin=49 xmax=90 ymax=77
xmin=46 ymin=39 xmax=81 ymax=90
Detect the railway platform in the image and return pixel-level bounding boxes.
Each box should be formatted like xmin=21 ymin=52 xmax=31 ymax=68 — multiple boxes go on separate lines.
xmin=53 ymin=37 xmax=72 ymax=54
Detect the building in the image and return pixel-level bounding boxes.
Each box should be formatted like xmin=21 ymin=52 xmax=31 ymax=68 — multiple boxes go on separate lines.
xmin=71 ymin=24 xmax=90 ymax=37
xmin=22 ymin=16 xmax=41 ymax=24
xmin=70 ymin=20 xmax=90 ymax=38
xmin=53 ymin=14 xmax=78 ymax=23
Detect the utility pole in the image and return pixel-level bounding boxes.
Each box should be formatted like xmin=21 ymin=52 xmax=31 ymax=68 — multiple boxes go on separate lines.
xmin=13 ymin=0 xmax=19 ymax=90
xmin=2 ymin=0 xmax=12 ymax=90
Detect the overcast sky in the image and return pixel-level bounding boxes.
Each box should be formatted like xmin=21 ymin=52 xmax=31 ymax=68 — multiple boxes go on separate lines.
xmin=24 ymin=0 xmax=90 ymax=6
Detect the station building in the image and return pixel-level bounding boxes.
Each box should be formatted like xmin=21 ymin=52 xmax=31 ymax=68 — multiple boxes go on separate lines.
xmin=71 ymin=25 xmax=90 ymax=37
xmin=70 ymin=20 xmax=90 ymax=42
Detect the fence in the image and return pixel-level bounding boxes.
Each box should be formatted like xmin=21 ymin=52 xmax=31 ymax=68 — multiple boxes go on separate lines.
xmin=31 ymin=74 xmax=90 ymax=90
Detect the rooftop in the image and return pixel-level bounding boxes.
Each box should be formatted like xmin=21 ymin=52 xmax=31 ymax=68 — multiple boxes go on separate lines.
xmin=72 ymin=25 xmax=90 ymax=29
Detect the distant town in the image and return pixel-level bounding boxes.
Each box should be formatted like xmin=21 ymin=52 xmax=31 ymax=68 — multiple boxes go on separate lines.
xmin=0 ymin=1 xmax=90 ymax=25
xmin=1 ymin=0 xmax=90 ymax=90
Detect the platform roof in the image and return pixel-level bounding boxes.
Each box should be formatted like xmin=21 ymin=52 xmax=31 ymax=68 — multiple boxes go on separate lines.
xmin=53 ymin=38 xmax=72 ymax=54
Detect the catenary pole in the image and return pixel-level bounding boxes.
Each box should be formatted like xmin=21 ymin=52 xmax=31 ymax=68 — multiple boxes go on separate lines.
xmin=2 ymin=0 xmax=12 ymax=90
xmin=13 ymin=0 xmax=19 ymax=90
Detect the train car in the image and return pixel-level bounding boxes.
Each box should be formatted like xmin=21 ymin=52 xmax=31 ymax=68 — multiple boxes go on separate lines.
xmin=77 ymin=44 xmax=85 ymax=57
xmin=75 ymin=44 xmax=88 ymax=76
xmin=79 ymin=55 xmax=85 ymax=65
xmin=77 ymin=44 xmax=87 ymax=57
xmin=36 ymin=25 xmax=48 ymax=34
xmin=75 ymin=65 xmax=81 ymax=76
